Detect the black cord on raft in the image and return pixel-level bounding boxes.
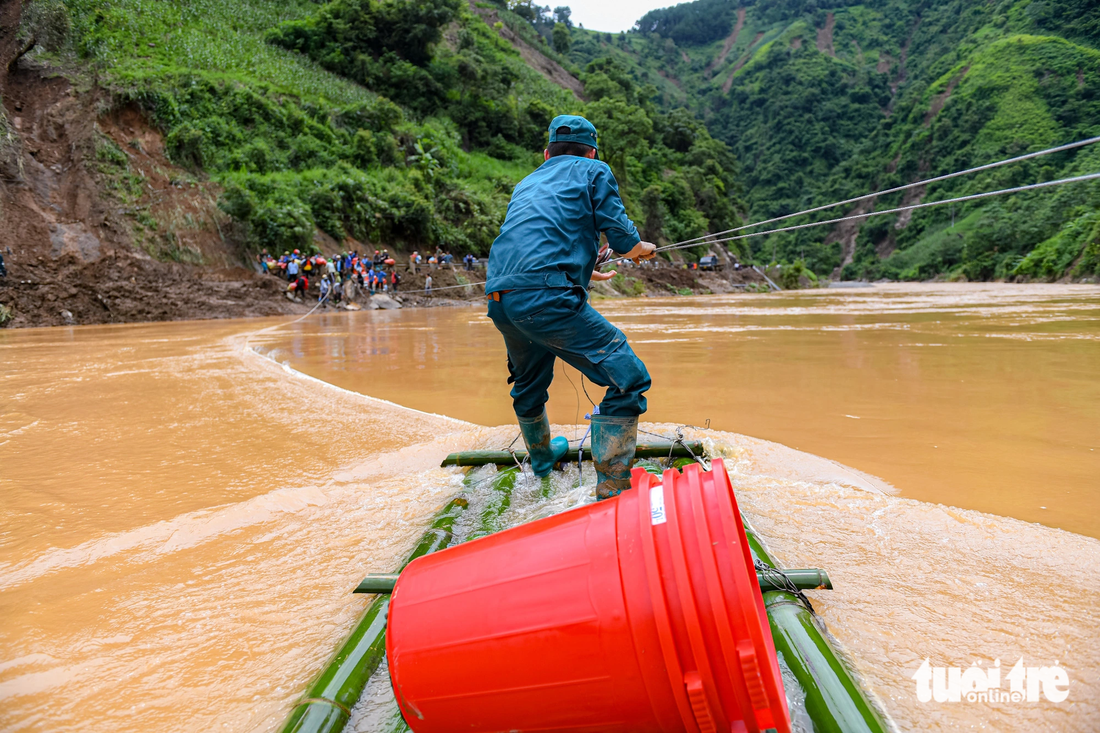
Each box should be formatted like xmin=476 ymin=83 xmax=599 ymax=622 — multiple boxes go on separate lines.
xmin=755 ymin=559 xmax=817 ymax=615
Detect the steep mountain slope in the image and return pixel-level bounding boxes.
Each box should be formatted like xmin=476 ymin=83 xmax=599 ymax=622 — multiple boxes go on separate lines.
xmin=0 ymin=1 xmax=312 ymax=328
xmin=7 ymin=0 xmax=1094 ymax=293
xmin=51 ymin=0 xmax=569 ymax=257
xmin=563 ymin=0 xmax=1100 ymax=280
xmin=1 ymin=0 xmax=744 ymax=286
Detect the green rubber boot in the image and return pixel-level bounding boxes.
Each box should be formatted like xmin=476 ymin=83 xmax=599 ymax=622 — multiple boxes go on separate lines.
xmin=591 ymin=414 xmax=639 ymax=500
xmin=517 ymin=410 xmax=569 ymax=478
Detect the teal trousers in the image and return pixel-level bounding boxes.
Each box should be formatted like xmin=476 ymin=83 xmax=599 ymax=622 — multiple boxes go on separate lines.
xmin=487 ymin=287 xmax=651 ymax=418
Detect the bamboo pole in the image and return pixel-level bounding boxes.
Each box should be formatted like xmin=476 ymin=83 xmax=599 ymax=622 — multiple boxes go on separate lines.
xmin=440 ymin=441 xmax=705 ymax=467
xmin=280 ymin=494 xmax=470 ymax=733
xmin=468 ymin=467 xmax=518 ymax=540
xmin=354 ymin=575 xmax=398 ymax=594
xmin=355 ymin=568 xmax=830 ymax=595
xmin=743 ymin=522 xmax=889 ymax=733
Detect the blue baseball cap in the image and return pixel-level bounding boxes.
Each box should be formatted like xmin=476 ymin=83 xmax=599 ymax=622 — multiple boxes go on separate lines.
xmin=548 ymin=114 xmax=598 ymax=150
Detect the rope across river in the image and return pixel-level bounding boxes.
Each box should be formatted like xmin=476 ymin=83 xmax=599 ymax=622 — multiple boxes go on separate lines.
xmin=612 ymin=135 xmax=1100 ymax=262
xmin=670 ymin=134 xmax=1100 ymax=249
xmin=652 ymin=171 xmax=1100 ymax=256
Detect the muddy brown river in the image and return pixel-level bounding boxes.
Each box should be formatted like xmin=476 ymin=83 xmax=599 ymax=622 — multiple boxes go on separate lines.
xmin=2 ymin=283 xmax=1098 ymax=732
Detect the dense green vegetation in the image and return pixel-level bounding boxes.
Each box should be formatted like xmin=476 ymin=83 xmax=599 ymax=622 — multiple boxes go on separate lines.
xmin=17 ymin=0 xmax=1100 ymax=280
xmin=50 ymin=0 xmax=573 ymax=255
xmin=636 ymin=0 xmax=742 ymax=46
xmin=26 ymin=0 xmax=741 ymax=260
xmin=564 ymin=0 xmax=1100 ymax=280
xmin=265 ymin=0 xmax=561 ymax=151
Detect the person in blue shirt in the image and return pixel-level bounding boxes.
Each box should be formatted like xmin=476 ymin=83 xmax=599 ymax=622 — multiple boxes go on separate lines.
xmin=486 ymin=114 xmax=656 ymax=500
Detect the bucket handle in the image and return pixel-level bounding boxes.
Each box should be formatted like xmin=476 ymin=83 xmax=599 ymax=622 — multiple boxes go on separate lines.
xmin=662 ymin=465 xmax=723 ymax=732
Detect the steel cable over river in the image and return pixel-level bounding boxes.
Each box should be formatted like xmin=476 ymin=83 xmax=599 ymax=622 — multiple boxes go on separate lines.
xmin=653 ymin=172 xmax=1100 ymax=256
xmin=1 ymin=284 xmax=1099 ymax=732
xmin=601 ymin=135 xmax=1100 ymax=264
xmin=307 ymin=137 xmax=1100 ymax=296
xmin=670 ymin=135 xmax=1100 ymax=249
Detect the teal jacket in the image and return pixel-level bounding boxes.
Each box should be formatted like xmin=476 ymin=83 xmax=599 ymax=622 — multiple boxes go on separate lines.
xmin=485 ymin=156 xmax=640 ymax=293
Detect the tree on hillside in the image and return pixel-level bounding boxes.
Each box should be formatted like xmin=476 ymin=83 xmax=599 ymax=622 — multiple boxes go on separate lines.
xmin=510 ymin=1 xmax=538 ymax=21
xmin=1025 ymin=0 xmax=1100 ymax=47
xmin=552 ymin=22 xmax=571 ymax=53
xmin=269 ymin=0 xmax=461 ymax=67
xmin=635 ymin=0 xmax=739 ymax=46
xmin=585 ymin=98 xmax=652 ymax=187
xmin=553 ymin=6 xmax=572 ymax=28
xmin=582 ymin=56 xmax=637 ymax=103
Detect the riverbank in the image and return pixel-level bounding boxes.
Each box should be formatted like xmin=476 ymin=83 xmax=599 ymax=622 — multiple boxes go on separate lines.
xmin=0 ymin=238 xmax=771 ymax=327
xmin=0 ymin=47 xmax=761 ymax=329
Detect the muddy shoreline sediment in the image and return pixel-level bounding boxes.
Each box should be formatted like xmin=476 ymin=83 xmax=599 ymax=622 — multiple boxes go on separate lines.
xmin=0 ymin=253 xmax=769 ymax=328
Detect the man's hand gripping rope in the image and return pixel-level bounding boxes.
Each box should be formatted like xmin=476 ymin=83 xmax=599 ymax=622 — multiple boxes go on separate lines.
xmin=591 ymin=241 xmax=657 ymax=281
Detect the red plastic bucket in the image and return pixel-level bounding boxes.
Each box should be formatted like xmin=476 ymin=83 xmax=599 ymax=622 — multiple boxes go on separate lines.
xmin=386 ymin=460 xmax=791 ymax=733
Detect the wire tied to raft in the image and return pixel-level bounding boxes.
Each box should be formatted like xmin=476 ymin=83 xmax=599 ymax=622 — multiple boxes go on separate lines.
xmin=509 ymin=448 xmax=530 ymax=482
xmin=576 ymin=417 xmax=593 ymax=487
xmin=580 ymin=374 xmax=597 ymax=408
xmin=675 ymin=425 xmax=709 ymax=470
xmin=755 ymin=559 xmax=817 ymax=616
xmin=639 ymin=426 xmax=710 ymax=470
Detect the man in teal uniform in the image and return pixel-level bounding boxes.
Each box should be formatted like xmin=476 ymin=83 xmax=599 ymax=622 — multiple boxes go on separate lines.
xmin=486 ymin=114 xmax=656 ymax=499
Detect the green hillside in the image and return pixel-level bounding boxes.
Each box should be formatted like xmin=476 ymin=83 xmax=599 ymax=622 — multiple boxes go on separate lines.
xmin=13 ymin=0 xmax=741 ymax=260
xmin=11 ymin=0 xmax=1100 ymax=280
xmin=560 ymin=0 xmax=1100 ymax=280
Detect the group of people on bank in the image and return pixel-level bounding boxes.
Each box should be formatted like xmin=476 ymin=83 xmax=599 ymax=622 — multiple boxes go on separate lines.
xmin=259 ymin=246 xmax=477 ymax=305
xmin=259 ymin=248 xmax=403 ymax=305
xmin=405 ymin=248 xmax=479 ymax=273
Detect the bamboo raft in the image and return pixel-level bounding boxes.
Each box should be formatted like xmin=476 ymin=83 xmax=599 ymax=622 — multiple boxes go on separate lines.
xmin=281 ymin=441 xmax=890 ymax=733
